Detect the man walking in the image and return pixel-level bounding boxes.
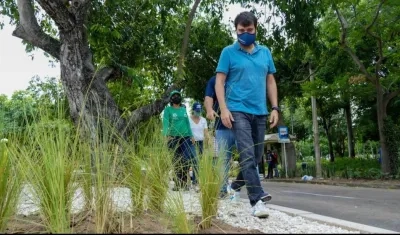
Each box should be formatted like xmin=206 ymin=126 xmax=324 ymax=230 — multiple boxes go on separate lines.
xmin=215 ymin=11 xmax=279 ymax=218
xmin=204 ymin=75 xmax=236 ymax=197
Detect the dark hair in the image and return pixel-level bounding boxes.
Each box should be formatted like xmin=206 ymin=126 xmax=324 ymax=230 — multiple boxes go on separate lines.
xmin=234 ymin=11 xmax=258 ymax=29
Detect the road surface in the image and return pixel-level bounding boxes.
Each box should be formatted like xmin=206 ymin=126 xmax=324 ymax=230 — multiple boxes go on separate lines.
xmin=238 ymin=181 xmax=400 ymax=232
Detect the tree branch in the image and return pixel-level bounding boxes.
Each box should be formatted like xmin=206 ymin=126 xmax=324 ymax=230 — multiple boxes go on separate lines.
xmin=334 ymin=6 xmax=375 ymax=83
xmin=175 ymin=0 xmax=202 ymax=84
xmin=383 ymin=89 xmax=400 ymax=108
xmin=94 ymin=67 xmax=115 ymax=82
xmin=12 ymin=0 xmax=61 ymax=60
xmin=365 ymin=0 xmax=386 ymax=78
xmin=35 ymin=0 xmax=75 ymax=31
xmin=123 ymin=84 xmax=179 ymax=134
xmin=292 ymin=59 xmax=328 ymax=84
xmin=124 ymin=0 xmax=202 ymax=130
xmin=365 ymin=0 xmax=385 ymax=33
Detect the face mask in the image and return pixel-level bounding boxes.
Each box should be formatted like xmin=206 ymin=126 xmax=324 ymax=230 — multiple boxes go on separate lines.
xmin=194 ymin=112 xmax=201 ymax=117
xmin=237 ymin=32 xmax=256 ymax=46
xmin=171 ymin=96 xmax=182 ymax=104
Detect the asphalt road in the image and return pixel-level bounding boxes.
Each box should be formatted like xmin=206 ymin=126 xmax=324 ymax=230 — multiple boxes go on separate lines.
xmin=239 ymin=181 xmax=400 ymax=232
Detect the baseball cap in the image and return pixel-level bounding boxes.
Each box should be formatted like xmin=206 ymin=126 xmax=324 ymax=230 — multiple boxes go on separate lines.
xmin=169 ymin=90 xmax=181 ymax=98
xmin=192 ymin=102 xmax=202 ymax=112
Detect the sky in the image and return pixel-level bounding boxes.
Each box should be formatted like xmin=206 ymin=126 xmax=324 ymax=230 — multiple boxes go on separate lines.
xmin=0 ymin=3 xmax=263 ymax=97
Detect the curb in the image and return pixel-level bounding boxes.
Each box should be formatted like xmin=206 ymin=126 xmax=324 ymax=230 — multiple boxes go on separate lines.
xmin=247 ymin=200 xmax=399 ymax=234
xmin=263 ymin=179 xmax=400 ymax=190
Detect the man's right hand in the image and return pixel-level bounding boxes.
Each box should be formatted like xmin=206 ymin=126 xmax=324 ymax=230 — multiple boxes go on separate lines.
xmin=206 ymin=110 xmax=219 ymax=121
xmin=220 ymin=108 xmax=234 ymax=129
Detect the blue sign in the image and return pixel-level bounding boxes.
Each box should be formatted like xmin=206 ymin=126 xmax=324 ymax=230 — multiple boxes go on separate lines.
xmin=278 ymin=126 xmax=290 ymax=143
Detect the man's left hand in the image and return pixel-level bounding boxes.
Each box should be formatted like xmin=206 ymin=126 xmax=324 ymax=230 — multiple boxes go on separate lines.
xmin=269 ymin=110 xmax=279 ymax=128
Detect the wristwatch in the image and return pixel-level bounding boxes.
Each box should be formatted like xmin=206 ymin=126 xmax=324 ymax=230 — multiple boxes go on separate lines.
xmin=271 ymin=106 xmax=280 ymax=112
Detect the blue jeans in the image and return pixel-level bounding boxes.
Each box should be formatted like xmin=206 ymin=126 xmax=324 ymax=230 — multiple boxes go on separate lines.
xmin=168 ymin=137 xmax=198 ymax=186
xmin=215 ymin=129 xmax=236 ymax=193
xmin=195 ymin=141 xmax=204 ymax=155
xmin=230 ymin=112 xmax=267 ymax=206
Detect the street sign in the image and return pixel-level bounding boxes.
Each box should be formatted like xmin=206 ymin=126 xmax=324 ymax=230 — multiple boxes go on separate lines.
xmin=278 ymin=126 xmax=290 ymax=143
xmin=278 ymin=126 xmax=290 ymax=178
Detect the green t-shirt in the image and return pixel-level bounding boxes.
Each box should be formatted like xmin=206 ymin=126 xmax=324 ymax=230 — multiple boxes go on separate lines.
xmin=162 ymin=105 xmax=193 ymax=137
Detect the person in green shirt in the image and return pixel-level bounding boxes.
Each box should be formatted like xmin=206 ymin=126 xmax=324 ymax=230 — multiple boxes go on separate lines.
xmin=163 ymin=90 xmax=197 ymax=190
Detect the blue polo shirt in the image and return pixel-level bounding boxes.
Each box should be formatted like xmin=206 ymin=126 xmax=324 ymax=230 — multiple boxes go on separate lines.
xmin=216 ymin=41 xmax=276 ymax=115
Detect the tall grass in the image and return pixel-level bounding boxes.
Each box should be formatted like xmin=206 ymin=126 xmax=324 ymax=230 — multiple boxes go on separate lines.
xmin=10 ymin=118 xmax=78 ymax=233
xmin=0 ymin=139 xmax=21 ymax=232
xmin=145 ymin=135 xmax=174 ymax=213
xmin=78 ymin=140 xmax=94 ymax=212
xmin=197 ymin=147 xmax=224 ymax=229
xmin=2 ymin=93 xmax=218 ymax=233
xmin=164 ymin=191 xmax=193 ymax=234
xmin=124 ymin=150 xmax=147 ymax=215
xmin=87 ymin=122 xmax=123 ymax=234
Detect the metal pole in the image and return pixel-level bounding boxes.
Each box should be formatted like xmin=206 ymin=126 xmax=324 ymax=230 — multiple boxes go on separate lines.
xmin=284 ymin=142 xmax=288 ymax=178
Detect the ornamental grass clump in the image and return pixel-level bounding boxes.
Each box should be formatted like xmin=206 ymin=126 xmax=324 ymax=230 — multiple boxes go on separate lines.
xmin=197 ymin=146 xmax=224 ymax=229
xmin=0 ymin=138 xmax=21 ymax=232
xmin=145 ymin=135 xmax=174 ymax=213
xmin=123 ymin=148 xmax=147 ymax=216
xmin=88 ymin=123 xmax=123 ymax=234
xmin=12 ymin=118 xmax=78 ymax=233
xmin=164 ymin=190 xmax=194 ymax=234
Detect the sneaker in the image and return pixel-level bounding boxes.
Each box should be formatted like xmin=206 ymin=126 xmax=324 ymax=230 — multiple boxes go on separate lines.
xmin=229 ymin=191 xmax=241 ymax=203
xmin=219 ymin=191 xmax=228 ymax=199
xmin=260 ymin=193 xmax=272 ymax=203
xmin=192 ymin=184 xmax=200 ymax=193
xmin=251 ymin=200 xmax=269 ymax=218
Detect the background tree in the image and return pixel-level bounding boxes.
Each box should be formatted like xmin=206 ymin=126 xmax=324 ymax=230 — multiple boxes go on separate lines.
xmin=0 ymin=0 xmax=203 ymax=139
xmin=333 ymin=0 xmax=400 ymax=175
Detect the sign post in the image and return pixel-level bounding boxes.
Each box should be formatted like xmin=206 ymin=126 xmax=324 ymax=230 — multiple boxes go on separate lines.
xmin=278 ymin=126 xmax=290 ymax=178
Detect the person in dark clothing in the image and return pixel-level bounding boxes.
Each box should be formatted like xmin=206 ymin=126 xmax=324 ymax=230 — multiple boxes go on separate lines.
xmin=266 ymin=150 xmax=278 ymax=179
xmin=163 ymin=90 xmax=196 ymax=190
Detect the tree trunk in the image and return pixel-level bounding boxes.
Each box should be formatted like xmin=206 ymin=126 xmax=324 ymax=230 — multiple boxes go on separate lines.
xmin=13 ymin=0 xmax=203 ymax=138
xmin=59 ymin=26 xmax=125 ymax=138
xmin=376 ymin=83 xmax=390 ymax=174
xmin=322 ymin=118 xmax=334 ymax=162
xmin=309 ymin=65 xmax=322 ymax=178
xmin=327 ymin=134 xmax=334 ymax=162
xmin=344 ymin=102 xmax=355 ymax=158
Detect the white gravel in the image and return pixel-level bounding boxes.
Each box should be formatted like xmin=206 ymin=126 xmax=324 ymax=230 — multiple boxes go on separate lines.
xmin=17 ymin=184 xmax=360 ymax=233
xmin=181 ymin=191 xmax=360 ymax=234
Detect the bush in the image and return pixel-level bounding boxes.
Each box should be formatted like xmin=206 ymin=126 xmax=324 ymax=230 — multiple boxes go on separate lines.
xmin=296 ymin=157 xmax=382 ymax=179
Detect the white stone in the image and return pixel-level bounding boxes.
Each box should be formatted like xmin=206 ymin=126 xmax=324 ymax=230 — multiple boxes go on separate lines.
xmin=16 ymin=185 xmax=360 ymax=233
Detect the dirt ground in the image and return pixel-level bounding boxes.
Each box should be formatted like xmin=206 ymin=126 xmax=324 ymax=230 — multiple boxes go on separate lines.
xmin=4 ymin=211 xmax=264 ymax=234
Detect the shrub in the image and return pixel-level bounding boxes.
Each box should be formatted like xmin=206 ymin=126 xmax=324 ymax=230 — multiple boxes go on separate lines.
xmin=296 ymin=157 xmax=381 ymax=179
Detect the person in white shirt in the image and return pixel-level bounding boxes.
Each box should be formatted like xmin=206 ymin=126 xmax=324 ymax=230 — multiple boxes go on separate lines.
xmin=189 ymin=102 xmax=209 ymax=155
